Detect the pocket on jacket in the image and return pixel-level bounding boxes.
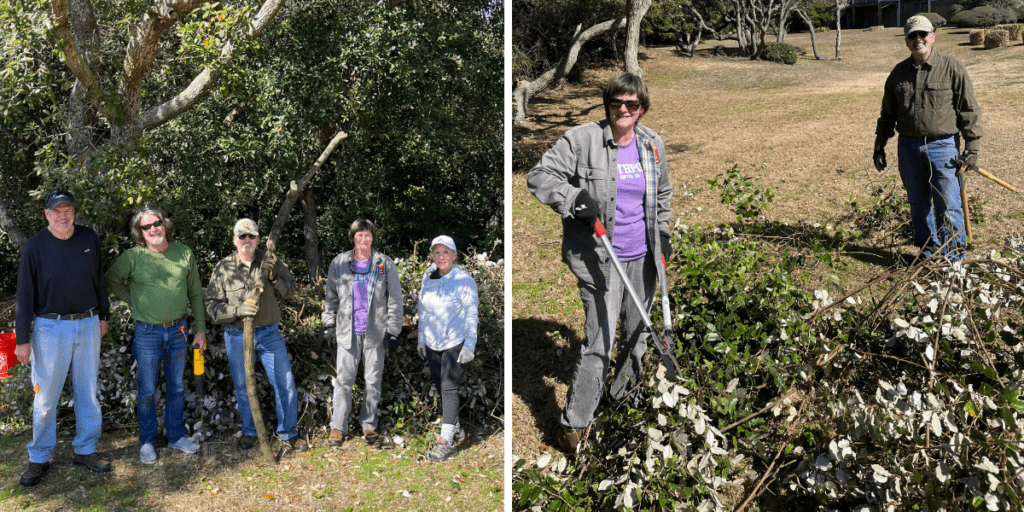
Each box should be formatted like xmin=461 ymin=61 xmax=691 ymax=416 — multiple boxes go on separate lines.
xmin=923 ymin=82 xmax=951 ymax=110
xmin=225 ymin=284 xmax=247 ymax=306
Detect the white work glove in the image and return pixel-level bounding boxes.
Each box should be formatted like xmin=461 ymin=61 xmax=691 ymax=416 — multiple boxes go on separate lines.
xmin=417 ymin=343 xmax=426 ymax=360
xmin=456 ymin=348 xmax=474 ymax=365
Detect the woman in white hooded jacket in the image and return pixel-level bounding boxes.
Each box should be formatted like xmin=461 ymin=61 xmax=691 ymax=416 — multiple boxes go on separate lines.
xmin=417 ymin=235 xmax=478 ymax=462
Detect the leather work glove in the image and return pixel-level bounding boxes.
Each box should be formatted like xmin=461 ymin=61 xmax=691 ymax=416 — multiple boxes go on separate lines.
xmin=959 ymin=150 xmax=979 ymax=172
xmin=237 ymin=301 xmax=259 ymax=318
xmin=456 ymin=348 xmax=475 ymax=365
xmin=873 ymin=146 xmax=887 ymax=172
xmin=572 ymin=189 xmax=599 ymax=224
xmin=417 ymin=342 xmax=427 ymax=360
xmin=660 ymin=233 xmax=673 ymax=260
xmin=384 ymin=333 xmax=400 ymax=353
xmin=261 ymin=252 xmax=278 ymax=282
xmin=322 ymin=325 xmax=334 ymax=344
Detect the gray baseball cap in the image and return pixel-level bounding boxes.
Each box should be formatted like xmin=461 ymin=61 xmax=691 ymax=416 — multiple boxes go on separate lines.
xmin=904 ymin=15 xmax=934 ymax=36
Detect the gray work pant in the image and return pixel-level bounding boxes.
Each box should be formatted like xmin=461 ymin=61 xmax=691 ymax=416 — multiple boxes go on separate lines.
xmin=561 ymin=252 xmax=655 ymax=430
xmin=331 ymin=333 xmax=385 ymax=434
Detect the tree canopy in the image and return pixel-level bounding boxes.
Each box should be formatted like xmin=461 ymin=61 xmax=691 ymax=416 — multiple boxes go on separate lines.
xmin=0 ymin=0 xmax=503 ymax=288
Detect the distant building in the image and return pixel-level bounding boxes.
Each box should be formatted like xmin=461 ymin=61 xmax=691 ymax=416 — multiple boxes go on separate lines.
xmin=843 ymin=0 xmax=959 ymax=29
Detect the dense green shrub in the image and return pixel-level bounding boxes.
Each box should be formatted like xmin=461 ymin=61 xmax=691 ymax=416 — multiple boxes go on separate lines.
xmin=915 ymin=11 xmax=947 ymax=27
xmin=953 ymin=5 xmax=1011 ymax=27
xmin=712 ymin=44 xmax=728 ymax=56
xmin=760 ymin=42 xmax=798 ymax=65
xmin=513 ymin=169 xmax=1024 ymax=511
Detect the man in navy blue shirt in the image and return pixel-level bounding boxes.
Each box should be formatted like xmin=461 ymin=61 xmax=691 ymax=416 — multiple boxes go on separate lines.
xmin=14 ymin=191 xmax=111 ymax=487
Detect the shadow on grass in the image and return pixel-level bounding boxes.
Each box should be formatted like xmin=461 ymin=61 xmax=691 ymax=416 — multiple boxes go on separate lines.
xmin=512 ymin=317 xmax=583 ymax=447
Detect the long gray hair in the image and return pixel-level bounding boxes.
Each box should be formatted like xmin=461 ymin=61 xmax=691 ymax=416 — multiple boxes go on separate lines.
xmin=130 ymin=207 xmax=174 ymax=246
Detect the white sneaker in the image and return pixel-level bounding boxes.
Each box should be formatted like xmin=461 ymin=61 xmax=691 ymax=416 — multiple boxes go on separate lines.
xmin=140 ymin=443 xmax=157 ymax=465
xmin=168 ymin=437 xmax=201 ymax=454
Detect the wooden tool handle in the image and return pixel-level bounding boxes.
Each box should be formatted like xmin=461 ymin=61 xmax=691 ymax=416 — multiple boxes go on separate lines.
xmin=977 ymin=168 xmax=1017 ymax=192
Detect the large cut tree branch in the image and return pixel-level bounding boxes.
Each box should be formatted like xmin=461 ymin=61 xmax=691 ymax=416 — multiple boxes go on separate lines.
xmin=139 ymin=0 xmax=288 ymax=131
xmin=50 ymin=0 xmax=112 ymax=120
xmin=243 ymin=130 xmax=348 ymax=463
xmin=512 ymin=18 xmax=626 ymax=126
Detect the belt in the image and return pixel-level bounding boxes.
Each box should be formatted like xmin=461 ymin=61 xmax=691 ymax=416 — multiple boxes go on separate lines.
xmin=38 ymin=310 xmax=96 ymax=321
xmin=137 ymin=316 xmax=186 ymax=328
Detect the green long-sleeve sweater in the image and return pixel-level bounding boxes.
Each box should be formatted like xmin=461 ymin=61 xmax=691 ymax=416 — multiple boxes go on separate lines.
xmin=106 ymin=242 xmax=206 ymax=332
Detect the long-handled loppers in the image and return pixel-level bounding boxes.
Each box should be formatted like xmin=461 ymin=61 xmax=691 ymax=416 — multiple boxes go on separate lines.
xmin=595 ymin=218 xmax=681 ymax=383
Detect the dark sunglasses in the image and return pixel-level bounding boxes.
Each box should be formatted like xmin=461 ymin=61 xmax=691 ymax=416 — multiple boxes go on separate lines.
xmin=906 ymin=32 xmax=929 ymax=40
xmin=238 ymin=234 xmax=257 ymax=240
xmin=609 ymin=99 xmax=642 ymax=112
xmin=140 ymin=220 xmax=163 ymax=231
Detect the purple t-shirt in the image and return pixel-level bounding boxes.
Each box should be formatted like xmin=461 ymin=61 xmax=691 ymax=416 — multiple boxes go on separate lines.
xmin=352 ymin=259 xmax=371 ymax=335
xmin=613 ymin=138 xmax=647 ymax=261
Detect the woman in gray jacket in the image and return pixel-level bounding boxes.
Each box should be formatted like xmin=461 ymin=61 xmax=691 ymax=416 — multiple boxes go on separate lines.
xmin=322 ymin=219 xmax=403 ymax=447
xmin=528 ymin=73 xmax=673 ymax=453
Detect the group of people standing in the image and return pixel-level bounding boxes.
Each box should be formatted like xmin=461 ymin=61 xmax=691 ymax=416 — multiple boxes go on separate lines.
xmin=530 ymin=14 xmax=982 ymax=452
xmin=15 ymin=194 xmax=479 ymax=487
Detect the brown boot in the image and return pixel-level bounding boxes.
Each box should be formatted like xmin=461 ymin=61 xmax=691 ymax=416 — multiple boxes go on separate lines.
xmin=328 ymin=429 xmax=346 ymax=448
xmin=558 ymin=427 xmax=584 ymax=453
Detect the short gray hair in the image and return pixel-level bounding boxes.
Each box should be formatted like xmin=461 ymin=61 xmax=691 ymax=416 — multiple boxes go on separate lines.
xmin=130 ymin=207 xmax=174 ymax=246
xmin=348 ymin=218 xmax=377 ymax=245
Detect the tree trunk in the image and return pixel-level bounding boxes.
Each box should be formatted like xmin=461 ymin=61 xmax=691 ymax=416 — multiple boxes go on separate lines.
xmin=512 ymin=18 xmax=627 ymax=126
xmin=243 ymin=130 xmax=347 ymax=464
xmin=624 ymin=0 xmax=653 ymax=76
xmin=834 ymin=4 xmax=844 ymax=60
xmin=797 ymin=9 xmax=830 ymax=60
xmin=0 ymin=195 xmax=28 ymax=247
xmin=300 ymin=188 xmax=323 ymax=284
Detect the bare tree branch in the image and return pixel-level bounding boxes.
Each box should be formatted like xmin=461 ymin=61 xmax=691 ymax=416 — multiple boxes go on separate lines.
xmin=512 ymin=18 xmax=627 ymax=126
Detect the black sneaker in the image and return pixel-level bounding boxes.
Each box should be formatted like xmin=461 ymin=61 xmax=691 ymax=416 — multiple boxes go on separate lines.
xmin=238 ymin=435 xmax=258 ymax=450
xmin=20 ymin=462 xmax=49 ymax=487
xmin=73 ymin=453 xmax=111 ymax=473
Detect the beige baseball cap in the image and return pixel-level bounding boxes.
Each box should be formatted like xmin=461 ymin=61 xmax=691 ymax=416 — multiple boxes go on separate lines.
xmin=904 ymin=15 xmax=934 ymax=36
xmin=233 ymin=218 xmax=259 ymax=237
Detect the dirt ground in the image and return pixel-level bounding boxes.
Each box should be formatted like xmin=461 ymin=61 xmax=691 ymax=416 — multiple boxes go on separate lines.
xmin=512 ymin=28 xmax=1024 ymax=464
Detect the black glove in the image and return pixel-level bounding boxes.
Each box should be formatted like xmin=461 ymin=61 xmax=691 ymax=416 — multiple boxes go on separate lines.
xmin=660 ymin=233 xmax=673 ymax=260
xmin=384 ymin=333 xmax=399 ymax=353
xmin=959 ymin=150 xmax=978 ymax=172
xmin=322 ymin=325 xmax=334 ymax=343
xmin=873 ymin=146 xmax=887 ymax=172
xmin=572 ymin=189 xmax=599 ymax=222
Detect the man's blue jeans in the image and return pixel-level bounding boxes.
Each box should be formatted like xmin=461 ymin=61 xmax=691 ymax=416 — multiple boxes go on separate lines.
xmin=224 ymin=323 xmax=299 ymax=440
xmin=897 ymin=135 xmax=965 ymax=260
xmin=133 ymin=319 xmax=189 ymax=446
xmin=27 ymin=315 xmax=102 ymax=463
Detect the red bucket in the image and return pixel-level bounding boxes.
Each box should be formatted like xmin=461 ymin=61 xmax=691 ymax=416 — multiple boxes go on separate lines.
xmin=0 ymin=332 xmax=17 ymax=378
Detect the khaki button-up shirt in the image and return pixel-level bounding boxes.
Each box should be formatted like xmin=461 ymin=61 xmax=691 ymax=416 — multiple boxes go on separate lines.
xmin=204 ymin=249 xmax=296 ymax=329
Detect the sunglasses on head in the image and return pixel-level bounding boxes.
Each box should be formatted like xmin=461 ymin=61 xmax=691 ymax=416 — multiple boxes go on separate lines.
xmin=609 ymin=99 xmax=642 ymax=112
xmin=140 ymin=220 xmax=163 ymax=231
xmin=238 ymin=234 xmax=257 ymax=240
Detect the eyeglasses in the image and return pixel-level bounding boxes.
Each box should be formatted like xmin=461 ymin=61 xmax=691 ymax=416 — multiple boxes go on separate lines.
xmin=238 ymin=234 xmax=257 ymax=240
xmin=140 ymin=220 xmax=163 ymax=231
xmin=906 ymin=32 xmax=929 ymax=40
xmin=609 ymin=99 xmax=642 ymax=112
